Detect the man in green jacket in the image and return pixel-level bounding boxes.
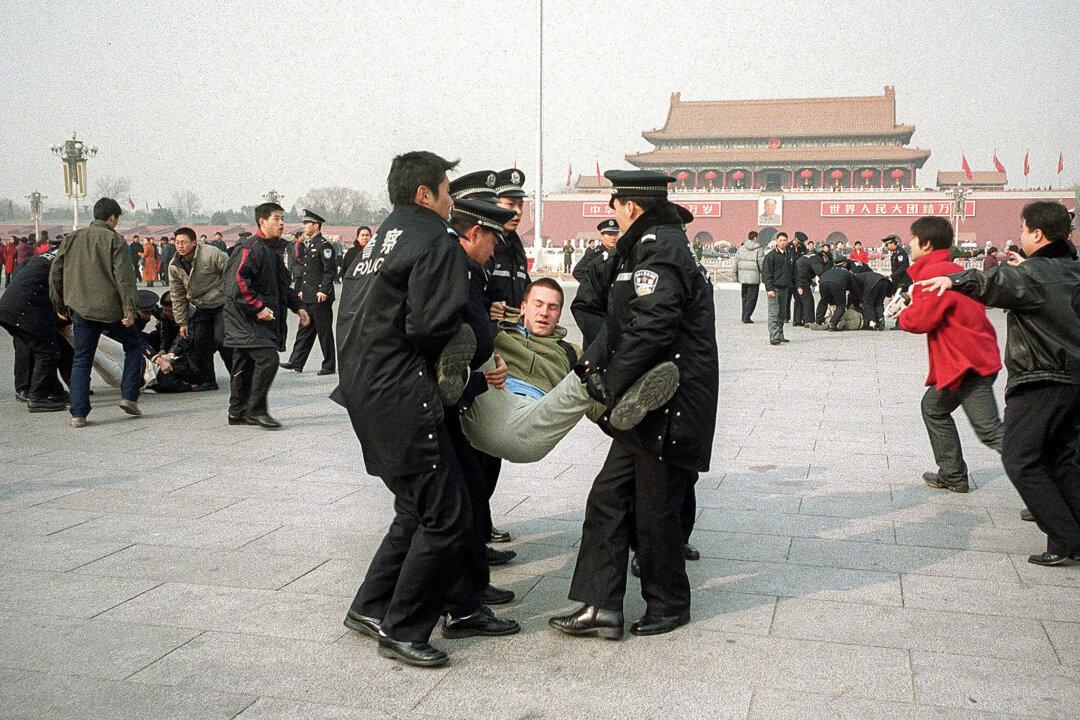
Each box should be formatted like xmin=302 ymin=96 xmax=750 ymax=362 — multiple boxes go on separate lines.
xmin=48 ymin=197 xmax=144 ymax=427
xmin=460 ymin=278 xmax=678 ymax=463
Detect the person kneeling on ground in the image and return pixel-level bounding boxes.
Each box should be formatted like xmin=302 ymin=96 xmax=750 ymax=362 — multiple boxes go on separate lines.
xmin=459 ymin=277 xmax=679 ymax=464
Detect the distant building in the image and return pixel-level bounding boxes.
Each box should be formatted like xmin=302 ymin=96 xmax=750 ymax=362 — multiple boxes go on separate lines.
xmin=936 ymin=171 xmax=1008 ymax=190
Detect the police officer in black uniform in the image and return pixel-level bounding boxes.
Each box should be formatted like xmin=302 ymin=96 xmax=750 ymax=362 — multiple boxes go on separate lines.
xmin=816 ymin=255 xmax=854 ymax=330
xmin=885 ymin=234 xmax=911 ymax=293
xmin=281 ymin=210 xmax=337 ymax=375
xmin=570 ymin=218 xmax=620 ymax=348
xmin=550 ymin=170 xmax=719 ymax=640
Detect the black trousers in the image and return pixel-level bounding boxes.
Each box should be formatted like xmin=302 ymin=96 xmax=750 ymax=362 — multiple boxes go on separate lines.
xmin=794 ymin=285 xmax=814 ymax=325
xmin=740 ymin=284 xmax=759 ymax=322
xmin=816 ymin=284 xmax=847 ymax=329
xmin=479 ymin=451 xmax=501 ymax=535
xmin=446 ymin=410 xmax=491 ymax=593
xmin=350 ymin=422 xmax=475 ymax=641
xmin=287 ymin=300 xmax=335 ymax=371
xmin=5 ymin=325 xmax=63 ymax=400
xmin=569 ymin=440 xmax=695 ymax=616
xmin=863 ymin=280 xmax=890 ymax=327
xmin=1002 ymin=382 xmax=1080 ymax=556
xmin=228 ymin=347 xmax=279 ymax=417
xmin=190 ymin=306 xmax=232 ymax=385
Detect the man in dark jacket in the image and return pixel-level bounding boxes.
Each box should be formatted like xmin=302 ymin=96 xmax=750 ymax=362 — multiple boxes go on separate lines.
xmin=222 ymin=202 xmax=310 ymax=429
xmin=551 ymin=170 xmax=718 ymax=640
xmin=815 ymin=256 xmax=854 ymax=330
xmin=785 ymin=232 xmax=804 ymax=324
xmin=885 ymin=234 xmax=911 ymax=293
xmin=849 ymin=264 xmax=893 ymax=330
xmin=794 ymin=239 xmax=818 ymax=326
xmin=571 ymin=218 xmax=620 ymax=348
xmin=335 ymin=151 xmax=507 ymax=668
xmin=281 ymin=210 xmax=337 ymax=375
xmin=338 ymin=226 xmax=371 ymax=282
xmin=487 ymin=168 xmax=532 ymax=324
xmin=127 ymin=235 xmax=142 ymax=273
xmin=0 ymin=241 xmax=69 ymax=411
xmin=917 ymin=201 xmax=1080 ymax=566
xmin=761 ymin=232 xmax=794 ymax=345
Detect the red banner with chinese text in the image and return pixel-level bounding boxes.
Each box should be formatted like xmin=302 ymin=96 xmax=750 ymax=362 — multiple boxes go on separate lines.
xmin=820 ymin=200 xmax=975 ymax=218
xmin=581 ymin=201 xmax=721 ymax=218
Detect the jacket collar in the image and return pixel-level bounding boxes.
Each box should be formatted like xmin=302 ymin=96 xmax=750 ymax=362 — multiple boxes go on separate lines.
xmin=907 ymin=248 xmax=952 ymax=281
xmin=615 ymin=201 xmax=686 ymax=258
xmin=498 ymin=319 xmax=568 ymax=342
xmin=90 ymin=220 xmax=110 ymax=229
xmin=1028 ymin=241 xmax=1078 ymax=260
xmin=396 ymin=203 xmax=450 ymax=228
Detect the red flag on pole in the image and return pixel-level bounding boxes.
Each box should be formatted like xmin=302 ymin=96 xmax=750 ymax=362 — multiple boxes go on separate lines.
xmin=565 ymin=162 xmax=572 ymax=187
xmin=128 ymin=197 xmax=135 ymax=210
xmin=961 ymin=154 xmax=973 ymax=181
xmin=596 ymin=160 xmax=602 ymax=185
xmin=1023 ymin=151 xmax=1030 ymax=177
xmin=992 ymin=153 xmax=1005 ymax=174
xmin=1059 ymin=151 xmax=1064 ymax=174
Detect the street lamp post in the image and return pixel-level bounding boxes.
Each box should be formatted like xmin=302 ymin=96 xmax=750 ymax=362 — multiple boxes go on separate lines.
xmin=263 ymin=190 xmax=282 ymax=204
xmin=951 ymin=183 xmax=969 ymax=238
xmin=50 ymin=133 xmax=97 ymax=232
xmin=26 ymin=191 xmax=46 ymax=240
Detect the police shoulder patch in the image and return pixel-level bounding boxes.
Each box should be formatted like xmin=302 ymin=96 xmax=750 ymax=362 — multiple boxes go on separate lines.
xmin=323 ymin=247 xmax=333 ymax=259
xmin=633 ymin=269 xmax=659 ymax=296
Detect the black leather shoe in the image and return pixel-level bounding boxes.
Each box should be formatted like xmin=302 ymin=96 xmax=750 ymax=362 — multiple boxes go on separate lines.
xmin=377 ymin=637 xmax=447 ymax=667
xmin=442 ymin=605 xmax=520 ymax=639
xmin=684 ymin=543 xmax=701 ymax=561
xmin=48 ymin=390 xmax=70 ymax=403
xmin=1027 ymin=552 xmax=1080 ymax=567
xmin=228 ymin=414 xmax=250 ymax=426
xmin=609 ymin=361 xmax=680 ymax=431
xmin=630 ymin=554 xmax=641 ymax=578
xmin=489 ymin=527 xmax=512 ymax=543
xmin=14 ymin=390 xmax=28 ymax=403
xmin=317 ymin=368 xmax=336 ymax=376
xmin=770 ymin=340 xmax=781 ymax=346
xmin=548 ymin=604 xmax=623 ymax=639
xmin=194 ymin=382 xmax=219 ymax=392
xmin=279 ymin=362 xmax=301 ymax=371
xmin=27 ymin=398 xmax=67 ymax=413
xmin=630 ymin=610 xmax=691 ymax=636
xmin=1020 ymin=508 xmax=1035 ymax=522
xmin=486 ymin=546 xmax=516 ymax=566
xmin=343 ymin=610 xmax=382 ymax=639
xmin=245 ymin=414 xmax=282 ymax=430
xmin=780 ymin=338 xmax=790 ymax=343
xmin=479 ymin=584 xmax=515 ymax=605
xmin=923 ymin=471 xmax=969 ymax=493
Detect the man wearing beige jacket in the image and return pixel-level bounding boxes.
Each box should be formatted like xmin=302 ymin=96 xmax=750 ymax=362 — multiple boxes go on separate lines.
xmin=168 ymin=226 xmax=232 ymax=390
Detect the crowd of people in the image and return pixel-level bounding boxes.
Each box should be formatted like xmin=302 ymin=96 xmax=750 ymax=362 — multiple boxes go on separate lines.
xmin=0 ymin=156 xmax=1077 ymax=668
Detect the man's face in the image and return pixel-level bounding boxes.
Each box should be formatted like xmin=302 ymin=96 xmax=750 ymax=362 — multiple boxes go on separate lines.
xmin=909 ymin=235 xmax=927 ymax=261
xmin=356 ymin=228 xmax=372 ymax=247
xmin=460 ymin=225 xmax=499 ymax=265
xmin=776 ymin=236 xmax=789 ymax=251
xmin=520 ymin=285 xmax=562 ymax=337
xmin=175 ymin=234 xmax=196 ymax=256
xmin=807 ymin=241 xmax=816 ymax=252
xmin=1019 ymin=220 xmax=1046 ymax=256
xmin=162 ymin=304 xmax=175 ymax=321
xmin=854 ymin=243 xmax=862 ymax=250
xmin=497 ymin=197 xmax=523 ymax=232
xmin=260 ymin=211 xmax=285 ymax=238
xmin=613 ymin=198 xmax=636 ymax=232
xmin=764 ymin=199 xmax=777 ymax=214
xmin=302 ymin=221 xmax=320 ymax=237
xmin=600 ymin=232 xmax=618 ymax=250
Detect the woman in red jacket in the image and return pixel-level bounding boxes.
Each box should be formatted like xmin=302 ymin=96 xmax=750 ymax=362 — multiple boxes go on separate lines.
xmin=848 ymin=241 xmax=870 ymax=264
xmin=896 ymin=216 xmax=1003 ymax=494
xmin=1 ymin=238 xmax=16 ymax=286
xmin=141 ymin=238 xmax=160 ymax=287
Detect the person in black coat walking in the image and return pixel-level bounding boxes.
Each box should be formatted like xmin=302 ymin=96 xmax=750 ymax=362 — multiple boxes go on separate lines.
xmin=551 ymin=170 xmax=718 ymax=640
xmin=222 ymin=203 xmax=309 ymax=429
xmin=281 ymin=210 xmax=338 ymax=375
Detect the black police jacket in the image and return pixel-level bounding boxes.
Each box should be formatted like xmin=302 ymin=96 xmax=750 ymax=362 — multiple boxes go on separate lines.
xmin=298 ymin=233 xmax=337 ymax=302
xmin=952 ymin=243 xmax=1080 ymax=392
xmin=819 ymin=266 xmax=853 ymax=291
xmin=487 ymin=230 xmax=531 ymax=309
xmin=849 ymin=270 xmax=890 ymax=303
xmin=223 ymin=234 xmax=302 ymax=351
xmin=570 ymin=249 xmax=615 ymax=348
xmin=333 ymin=204 xmax=469 ymax=477
xmin=0 ymin=253 xmax=66 ymax=338
xmin=795 ymin=253 xmax=817 ymax=287
xmin=571 ymin=246 xmax=602 ymax=282
xmin=890 ymin=248 xmax=911 ymax=290
xmin=761 ymin=248 xmax=794 ymax=290
xmin=600 ymin=201 xmax=718 ymax=472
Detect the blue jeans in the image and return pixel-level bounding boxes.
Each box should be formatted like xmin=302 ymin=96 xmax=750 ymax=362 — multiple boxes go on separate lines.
xmin=70 ymin=314 xmax=145 ymax=418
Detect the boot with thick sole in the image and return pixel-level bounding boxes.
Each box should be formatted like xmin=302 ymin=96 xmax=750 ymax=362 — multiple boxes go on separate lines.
xmin=609 ymin=361 xmax=680 ymax=431
xmin=436 ymin=325 xmax=476 ymax=406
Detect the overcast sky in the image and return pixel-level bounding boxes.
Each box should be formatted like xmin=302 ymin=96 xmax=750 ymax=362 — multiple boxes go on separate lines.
xmin=0 ymin=0 xmax=1077 ymax=212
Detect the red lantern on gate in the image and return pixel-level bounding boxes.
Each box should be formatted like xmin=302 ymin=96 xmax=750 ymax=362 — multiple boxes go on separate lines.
xmin=703 ymin=170 xmax=717 ymax=182
xmin=890 ymin=169 xmax=904 ymax=180
xmin=732 ymin=170 xmax=745 ymax=181
xmin=676 ymin=171 xmax=689 ymax=183
xmin=799 ymin=169 xmax=813 ymax=179
xmin=860 ymin=169 xmax=874 ymax=180
xmin=830 ymin=169 xmax=844 ymax=180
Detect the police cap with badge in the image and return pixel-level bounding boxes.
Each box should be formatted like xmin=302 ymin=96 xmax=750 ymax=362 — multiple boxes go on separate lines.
xmin=302 ymin=209 xmax=326 ymax=226
xmin=451 ymin=198 xmax=516 ymax=243
xmin=450 ymin=170 xmax=499 ymax=203
xmin=604 ymin=169 xmax=693 ymax=224
xmin=494 ymin=169 xmax=527 ymax=198
xmin=882 ymin=234 xmax=901 ymax=247
xmin=596 ymin=218 xmax=619 ymax=236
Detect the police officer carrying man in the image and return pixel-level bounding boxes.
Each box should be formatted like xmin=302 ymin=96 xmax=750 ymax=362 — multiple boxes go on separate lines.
xmin=550 ymin=169 xmax=719 ymax=639
xmin=571 ymin=218 xmax=620 ymax=348
xmin=335 ymin=151 xmax=503 ymax=668
xmin=281 ymin=210 xmax=337 ymax=375
xmin=885 ymin=234 xmax=911 ymax=294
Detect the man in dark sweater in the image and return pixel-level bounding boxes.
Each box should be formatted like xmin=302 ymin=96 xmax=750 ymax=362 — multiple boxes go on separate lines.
xmin=761 ymin=232 xmax=794 ymax=345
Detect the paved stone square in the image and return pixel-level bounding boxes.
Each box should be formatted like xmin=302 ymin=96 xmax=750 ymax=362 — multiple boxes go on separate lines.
xmin=1 ymin=283 xmax=1078 ymax=719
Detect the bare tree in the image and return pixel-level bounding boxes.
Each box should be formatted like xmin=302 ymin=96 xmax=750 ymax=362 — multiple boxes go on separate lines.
xmin=169 ymin=191 xmax=203 ymax=221
xmin=297 ymin=186 xmax=388 ymax=225
xmin=95 ymin=176 xmax=132 ymax=202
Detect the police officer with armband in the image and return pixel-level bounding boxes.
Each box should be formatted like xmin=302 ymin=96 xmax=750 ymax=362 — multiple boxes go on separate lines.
xmin=281 ymin=210 xmax=337 ymax=375
xmin=550 ymin=170 xmax=718 ymax=640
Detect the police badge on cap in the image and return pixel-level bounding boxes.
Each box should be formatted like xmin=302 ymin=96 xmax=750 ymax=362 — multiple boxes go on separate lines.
xmin=494 ymin=169 xmax=527 ymax=198
xmin=302 ymin=209 xmax=326 ymax=225
xmin=450 ymin=170 xmax=499 ymax=202
xmin=597 ymin=218 xmax=619 ymax=235
xmin=451 ymin=198 xmax=515 ymax=243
